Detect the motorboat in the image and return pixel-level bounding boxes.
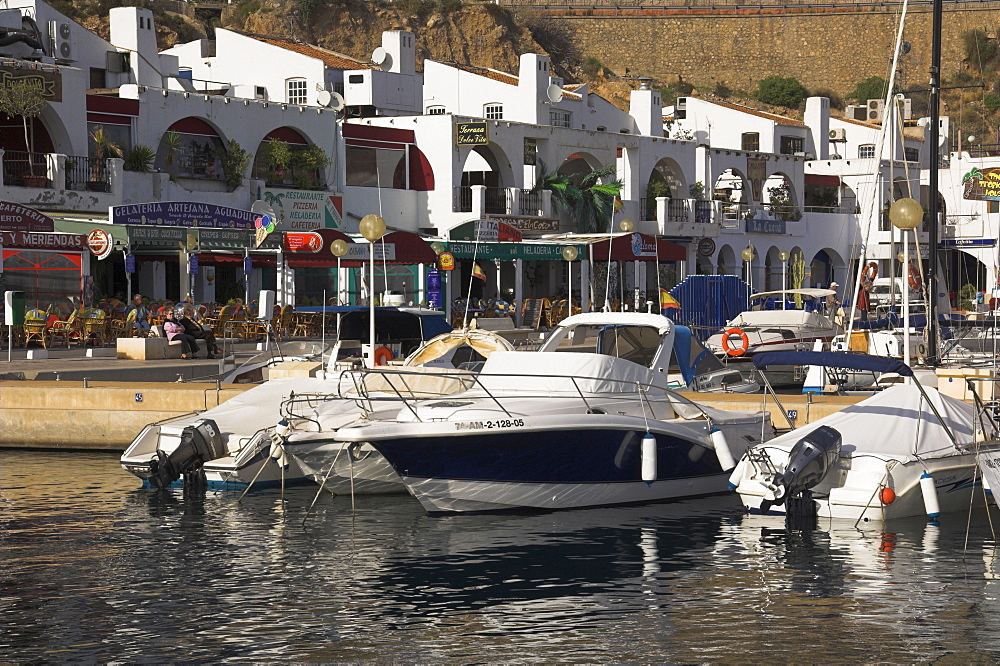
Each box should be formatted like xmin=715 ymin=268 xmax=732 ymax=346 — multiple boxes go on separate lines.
xmin=118 ymin=328 xmax=507 ymax=491
xmin=729 ymin=351 xmax=991 ymax=523
xmin=704 ymin=288 xmax=842 ymax=386
xmin=669 ymin=324 xmax=758 ymax=393
xmin=334 ymin=312 xmax=775 ymax=513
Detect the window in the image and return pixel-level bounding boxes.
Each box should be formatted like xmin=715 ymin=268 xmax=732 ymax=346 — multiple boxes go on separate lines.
xmin=89 ymin=67 xmax=106 ymax=89
xmin=255 ymin=86 xmax=267 ymax=100
xmin=741 ymin=132 xmax=759 ymax=151
xmin=989 ymin=200 xmax=998 ymax=214
xmin=859 ymin=144 xmax=876 ymax=158
xmin=346 ymin=146 xmax=405 ymax=189
xmin=484 ymin=104 xmax=503 ymax=120
xmin=549 ymin=110 xmax=570 ymax=128
xmin=428 ymin=106 xmax=446 ymax=115
xmin=904 ymin=147 xmax=919 ymax=162
xmin=779 ymin=135 xmax=803 ymax=155
xmin=286 ymin=78 xmax=307 ymax=105
xmin=348 ymin=74 xmax=365 ymax=84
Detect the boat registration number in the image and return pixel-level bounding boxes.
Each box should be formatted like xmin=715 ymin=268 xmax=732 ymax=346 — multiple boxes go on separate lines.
xmin=455 ymin=419 xmax=525 ymax=431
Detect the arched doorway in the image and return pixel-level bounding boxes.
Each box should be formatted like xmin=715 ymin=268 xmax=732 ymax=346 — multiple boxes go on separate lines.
xmin=156 ymin=117 xmax=226 ymax=187
xmin=644 ymin=156 xmax=686 ymax=221
xmin=252 ymin=126 xmax=327 ymax=190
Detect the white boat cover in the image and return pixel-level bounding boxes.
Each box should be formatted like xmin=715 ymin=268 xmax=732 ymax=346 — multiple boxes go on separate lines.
xmin=191 ymin=377 xmax=333 ymax=440
xmin=726 ymin=309 xmax=833 ymax=329
xmin=761 ymin=384 xmax=979 ymax=462
xmin=477 ymin=350 xmax=657 ymax=394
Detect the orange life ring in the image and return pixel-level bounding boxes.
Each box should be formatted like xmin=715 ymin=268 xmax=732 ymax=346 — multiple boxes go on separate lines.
xmin=907 ymin=263 xmax=922 ymax=291
xmin=862 ymin=261 xmax=878 ymax=282
xmin=721 ymin=327 xmax=750 ymax=357
xmin=373 ymin=346 xmax=394 ymax=366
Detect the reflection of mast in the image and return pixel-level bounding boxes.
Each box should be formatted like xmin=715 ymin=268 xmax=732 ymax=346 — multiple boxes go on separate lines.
xmin=927 ymin=0 xmax=942 ymax=364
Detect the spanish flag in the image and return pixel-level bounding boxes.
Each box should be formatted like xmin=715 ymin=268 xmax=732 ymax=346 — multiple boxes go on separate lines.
xmin=613 ymin=196 xmax=623 ymax=213
xmin=472 ymin=263 xmax=487 ymax=282
xmin=660 ymin=288 xmax=680 ymax=310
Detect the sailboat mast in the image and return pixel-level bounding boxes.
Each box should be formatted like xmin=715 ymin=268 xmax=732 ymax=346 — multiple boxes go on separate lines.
xmin=926 ymin=0 xmax=942 ymax=364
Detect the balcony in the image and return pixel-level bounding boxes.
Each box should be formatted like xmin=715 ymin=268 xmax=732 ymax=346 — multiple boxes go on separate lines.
xmin=0 ymin=150 xmax=120 ymax=212
xmin=453 ymin=185 xmax=552 ymax=219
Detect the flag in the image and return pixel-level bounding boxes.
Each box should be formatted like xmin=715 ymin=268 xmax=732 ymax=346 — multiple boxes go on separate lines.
xmin=613 ymin=196 xmax=623 ymax=213
xmin=659 ymin=288 xmax=680 ymax=310
xmin=472 ymin=263 xmax=487 ymax=282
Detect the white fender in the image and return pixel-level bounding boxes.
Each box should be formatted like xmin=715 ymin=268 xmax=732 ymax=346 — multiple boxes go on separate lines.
xmin=920 ymin=471 xmax=940 ymax=520
xmin=711 ymin=428 xmax=736 ymax=472
xmin=728 ymin=457 xmax=748 ymax=491
xmin=641 ymin=432 xmax=657 ymax=484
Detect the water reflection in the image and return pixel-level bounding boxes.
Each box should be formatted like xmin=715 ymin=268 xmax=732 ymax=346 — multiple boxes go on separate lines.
xmin=2 ymin=450 xmax=1000 ymax=662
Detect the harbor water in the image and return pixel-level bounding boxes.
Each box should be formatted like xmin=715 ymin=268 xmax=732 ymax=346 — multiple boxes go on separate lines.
xmin=4 ymin=449 xmax=1000 ymax=662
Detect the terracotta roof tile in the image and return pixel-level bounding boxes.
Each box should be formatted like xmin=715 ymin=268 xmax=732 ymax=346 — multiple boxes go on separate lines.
xmin=707 ymin=100 xmax=805 ymax=127
xmin=238 ymin=31 xmax=373 ymax=70
xmin=452 ymin=62 xmax=519 ymax=86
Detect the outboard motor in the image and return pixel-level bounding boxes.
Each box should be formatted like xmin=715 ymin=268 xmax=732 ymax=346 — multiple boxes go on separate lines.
xmin=760 ymin=425 xmax=842 ymax=523
xmin=147 ymin=419 xmax=225 ymax=490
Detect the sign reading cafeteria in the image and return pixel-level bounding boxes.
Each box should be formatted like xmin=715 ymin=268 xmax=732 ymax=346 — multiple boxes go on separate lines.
xmin=110 ymin=202 xmax=258 ymax=229
xmin=0 ymin=201 xmax=54 ymax=233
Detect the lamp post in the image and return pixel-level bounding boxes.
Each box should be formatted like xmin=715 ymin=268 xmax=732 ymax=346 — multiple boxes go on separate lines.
xmin=562 ymin=245 xmax=579 ymax=314
xmin=359 ymin=214 xmax=386 ymax=368
xmin=889 ymin=197 xmax=923 ymax=369
xmin=741 ymin=246 xmax=755 ymax=291
xmin=618 ymin=219 xmax=634 ymax=309
xmin=778 ymin=250 xmax=790 ymax=309
xmin=330 ymin=239 xmax=348 ymax=305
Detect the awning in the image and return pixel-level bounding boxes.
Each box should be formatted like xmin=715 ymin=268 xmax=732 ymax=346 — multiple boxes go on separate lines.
xmin=804 ymin=174 xmax=841 ymax=187
xmin=588 ymin=233 xmax=685 ymax=262
xmin=378 ymin=230 xmax=437 ymax=265
xmin=197 ymin=252 xmax=277 ymax=267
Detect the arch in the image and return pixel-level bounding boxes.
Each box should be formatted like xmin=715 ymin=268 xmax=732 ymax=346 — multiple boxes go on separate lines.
xmin=156 ymin=117 xmax=226 ymax=184
xmin=644 ymin=156 xmax=686 ymax=216
xmin=764 ymin=245 xmax=786 ymax=291
xmin=716 ymin=244 xmax=737 ymax=278
xmin=810 ymin=248 xmax=846 ymax=290
xmin=252 ymin=126 xmax=328 ymax=190
xmin=713 ymin=168 xmax=749 ymax=204
xmin=763 ymin=171 xmax=798 ymax=221
xmin=459 ymin=143 xmax=514 ymax=214
xmin=558 ymin=151 xmax=604 ymax=177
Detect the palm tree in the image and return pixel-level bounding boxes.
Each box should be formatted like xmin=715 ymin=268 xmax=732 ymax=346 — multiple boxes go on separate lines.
xmin=533 ymin=161 xmax=622 ymax=233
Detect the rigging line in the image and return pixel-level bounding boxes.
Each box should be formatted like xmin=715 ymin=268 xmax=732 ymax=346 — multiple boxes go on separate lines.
xmin=463 ymin=222 xmax=482 ymax=328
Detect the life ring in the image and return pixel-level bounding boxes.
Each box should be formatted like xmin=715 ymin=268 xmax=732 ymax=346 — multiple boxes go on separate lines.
xmin=721 ymin=327 xmax=750 ymax=357
xmin=862 ymin=261 xmax=878 ymax=282
xmin=907 ymin=263 xmax=922 ymax=291
xmin=373 ymin=346 xmax=394 ymax=366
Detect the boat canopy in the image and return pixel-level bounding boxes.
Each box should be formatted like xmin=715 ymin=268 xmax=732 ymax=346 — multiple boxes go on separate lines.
xmin=751 ymin=288 xmax=836 ymax=300
xmin=751 ymin=351 xmax=913 ymax=376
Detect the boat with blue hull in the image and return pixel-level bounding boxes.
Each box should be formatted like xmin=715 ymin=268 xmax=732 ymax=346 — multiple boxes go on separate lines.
xmin=335 ymin=313 xmax=774 ymax=513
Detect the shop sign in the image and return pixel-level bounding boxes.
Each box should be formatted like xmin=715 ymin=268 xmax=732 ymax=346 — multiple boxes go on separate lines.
xmin=284 ymin=231 xmax=324 ymax=252
xmin=189 ymin=254 xmax=199 ymax=275
xmin=0 ymin=231 xmax=85 ymax=250
xmin=437 ymin=251 xmax=455 ymax=270
xmin=446 ymin=242 xmax=585 ymax=261
xmin=110 ymin=202 xmax=258 ymax=229
xmin=257 ymin=190 xmax=344 ymax=230
xmin=490 ymin=216 xmax=559 ymax=232
xmin=746 ymin=219 xmax=786 ymax=234
xmin=629 ymin=233 xmax=658 ymax=258
xmin=450 ymin=219 xmax=523 ymax=243
xmin=346 ymin=243 xmax=396 ymax=261
xmin=125 ymin=253 xmax=136 ymax=274
xmin=0 ymin=64 xmax=62 ymax=102
xmin=87 ymin=229 xmax=113 ymax=259
xmin=127 ymin=226 xmax=185 ymax=247
xmin=963 ymin=167 xmax=1000 ymax=201
xmin=697 ymin=238 xmax=716 ymax=257
xmin=455 ymin=121 xmax=489 ymax=146
xmin=0 ymin=201 xmax=54 ymax=233
xmin=243 ymin=256 xmax=253 ymax=276
xmin=939 ymin=238 xmax=996 ymax=248
xmin=524 ymin=138 xmax=537 ymax=166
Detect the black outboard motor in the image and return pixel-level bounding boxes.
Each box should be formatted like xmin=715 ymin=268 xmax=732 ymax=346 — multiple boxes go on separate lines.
xmin=760 ymin=425 xmax=842 ymax=520
xmin=147 ymin=420 xmax=225 ymax=490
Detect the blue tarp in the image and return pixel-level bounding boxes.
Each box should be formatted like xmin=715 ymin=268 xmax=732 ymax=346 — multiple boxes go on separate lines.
xmin=752 ymin=351 xmax=913 ymax=376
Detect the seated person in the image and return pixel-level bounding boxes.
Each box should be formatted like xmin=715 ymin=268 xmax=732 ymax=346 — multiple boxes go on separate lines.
xmin=178 ymin=307 xmax=220 ymax=357
xmin=126 ymin=294 xmax=151 ymax=334
xmin=163 ymin=310 xmax=199 ymax=359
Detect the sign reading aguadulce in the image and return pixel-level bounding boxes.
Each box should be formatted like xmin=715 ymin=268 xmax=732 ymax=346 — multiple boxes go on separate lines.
xmin=455 ymin=122 xmax=489 ymax=146
xmin=110 ymin=202 xmax=259 ymax=229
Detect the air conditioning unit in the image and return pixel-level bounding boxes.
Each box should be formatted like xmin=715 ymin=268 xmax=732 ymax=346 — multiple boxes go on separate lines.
xmin=845 ymin=105 xmax=867 ymax=121
xmin=48 ymin=20 xmax=73 ymax=61
xmin=866 ymin=99 xmax=885 ymax=123
xmin=829 ymin=128 xmax=847 ymax=142
xmin=894 ymin=96 xmax=912 ymax=120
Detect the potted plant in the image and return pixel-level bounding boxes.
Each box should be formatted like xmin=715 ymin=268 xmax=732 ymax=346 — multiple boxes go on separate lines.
xmin=216 ymin=138 xmax=251 ymax=191
xmin=160 ymin=130 xmax=183 ymax=178
xmin=289 ymin=144 xmax=330 ymax=189
xmin=88 ymin=126 xmax=121 ymax=191
xmin=261 ymin=138 xmax=292 ymax=185
xmin=0 ymin=79 xmax=48 ymax=186
xmin=123 ymin=144 xmax=155 ymax=173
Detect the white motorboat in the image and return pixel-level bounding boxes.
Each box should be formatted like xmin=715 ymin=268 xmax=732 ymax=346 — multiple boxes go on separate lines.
xmin=334 ymin=312 xmax=774 ymax=513
xmin=729 ymin=351 xmax=991 ymax=524
xmin=705 ymin=289 xmax=842 ymax=386
xmin=119 ymin=328 xmax=508 ymax=491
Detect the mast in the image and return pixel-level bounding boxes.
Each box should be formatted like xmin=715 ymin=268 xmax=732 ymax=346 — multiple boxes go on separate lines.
xmin=926 ymin=0 xmax=942 ymax=365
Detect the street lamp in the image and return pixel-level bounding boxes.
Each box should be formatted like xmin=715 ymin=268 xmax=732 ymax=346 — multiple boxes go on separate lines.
xmin=330 ymin=239 xmax=348 ymax=306
xmin=889 ymin=197 xmax=923 ymax=368
xmin=778 ymin=249 xmax=790 ymax=309
xmin=562 ymin=245 xmax=578 ymax=315
xmin=741 ymin=246 xmax=755 ymax=290
xmin=360 ymin=214 xmax=386 ymax=367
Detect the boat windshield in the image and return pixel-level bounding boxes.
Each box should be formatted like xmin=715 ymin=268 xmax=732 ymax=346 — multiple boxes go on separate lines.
xmin=542 ymin=324 xmax=662 ymax=367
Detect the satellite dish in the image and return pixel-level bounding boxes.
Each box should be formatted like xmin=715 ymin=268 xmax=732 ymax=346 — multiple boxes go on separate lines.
xmin=372 ymin=47 xmax=392 ymax=71
xmin=316 ymin=90 xmax=332 ymax=107
xmin=329 ymin=91 xmax=345 ymax=112
xmin=900 ymin=41 xmax=912 ymax=55
xmin=546 ymin=83 xmax=563 ymax=104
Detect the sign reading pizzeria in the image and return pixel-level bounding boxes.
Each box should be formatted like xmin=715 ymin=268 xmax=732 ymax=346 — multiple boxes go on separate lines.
xmin=0 ymin=201 xmax=54 ymax=233
xmin=87 ymin=229 xmax=113 ymax=259
xmin=455 ymin=122 xmax=489 ymax=146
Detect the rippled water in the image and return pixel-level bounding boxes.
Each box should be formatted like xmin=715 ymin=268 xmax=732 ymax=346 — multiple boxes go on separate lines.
xmin=4 ymin=450 xmax=1000 ymax=662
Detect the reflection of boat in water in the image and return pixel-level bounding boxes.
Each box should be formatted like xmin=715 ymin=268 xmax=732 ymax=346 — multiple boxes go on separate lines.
xmin=730 ymin=351 xmax=992 ymax=523
xmin=337 ymin=313 xmax=774 ymax=513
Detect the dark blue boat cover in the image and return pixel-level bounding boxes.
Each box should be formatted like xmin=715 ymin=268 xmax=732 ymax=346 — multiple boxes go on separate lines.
xmin=751 ymin=351 xmax=913 ymax=376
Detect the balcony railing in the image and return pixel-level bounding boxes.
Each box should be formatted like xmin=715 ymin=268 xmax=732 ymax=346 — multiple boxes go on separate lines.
xmin=454 ymin=185 xmax=473 ymax=213
xmin=518 ymin=189 xmax=541 ymax=216
xmin=667 ymin=198 xmax=690 ymax=222
xmin=65 ymin=156 xmax=112 ymax=193
xmin=484 ymin=187 xmax=510 ymax=214
xmin=3 ymin=151 xmax=49 ymax=188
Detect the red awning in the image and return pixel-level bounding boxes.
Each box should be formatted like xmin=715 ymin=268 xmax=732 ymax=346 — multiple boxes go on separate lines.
xmin=197 ymin=253 xmax=275 ymax=267
xmin=589 ymin=233 xmax=685 ymax=262
xmin=264 ymin=127 xmax=308 ymax=145
xmin=380 ymin=230 xmax=437 ymax=265
xmin=805 ymin=174 xmax=841 ymax=186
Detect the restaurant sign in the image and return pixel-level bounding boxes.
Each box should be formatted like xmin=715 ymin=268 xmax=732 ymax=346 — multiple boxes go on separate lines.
xmin=455 ymin=122 xmax=489 ymax=146
xmin=963 ymin=167 xmax=1000 ymax=201
xmin=449 ymin=219 xmax=523 ymax=243
xmin=128 ymin=226 xmax=185 ymax=248
xmin=0 ymin=65 xmax=62 ymax=103
xmin=746 ymin=218 xmax=787 ymax=234
xmin=110 ymin=202 xmax=258 ymax=229
xmin=447 ymin=242 xmax=585 ymax=261
xmin=257 ymin=189 xmax=344 ymax=230
xmin=284 ymin=231 xmax=323 ymax=253
xmin=345 ymin=243 xmax=396 ymax=261
xmin=488 ymin=215 xmax=559 ymax=233
xmin=1 ymin=231 xmax=85 ymax=250
xmin=0 ymin=201 xmax=54 ymax=233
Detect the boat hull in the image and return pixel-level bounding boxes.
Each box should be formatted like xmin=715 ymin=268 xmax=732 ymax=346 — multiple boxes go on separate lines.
xmin=284 ymin=438 xmax=406 ymax=495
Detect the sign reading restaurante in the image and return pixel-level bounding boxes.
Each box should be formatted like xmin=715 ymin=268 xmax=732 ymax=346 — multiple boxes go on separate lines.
xmin=110 ymin=202 xmax=258 ymax=229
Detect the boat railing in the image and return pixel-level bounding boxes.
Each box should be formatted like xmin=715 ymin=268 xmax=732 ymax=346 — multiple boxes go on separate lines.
xmin=341 ymin=366 xmax=713 ymax=424
xmin=962 ymin=377 xmax=1000 ymax=443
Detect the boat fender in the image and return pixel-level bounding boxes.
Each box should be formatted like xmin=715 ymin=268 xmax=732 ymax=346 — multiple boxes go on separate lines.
xmin=879 ymin=487 xmax=896 ymax=505
xmin=710 ymin=428 xmax=736 ymax=472
xmin=728 ymin=457 xmax=748 ymax=491
xmin=641 ymin=432 xmax=657 ymax=485
xmin=920 ymin=471 xmax=940 ymax=520
xmin=722 ymin=328 xmax=750 ymax=357
xmin=270 ymin=419 xmax=290 ymax=468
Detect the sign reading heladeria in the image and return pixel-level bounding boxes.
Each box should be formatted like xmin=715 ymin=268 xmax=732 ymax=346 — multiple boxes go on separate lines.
xmin=0 ymin=201 xmax=54 ymax=233
xmin=110 ymin=202 xmax=257 ymax=229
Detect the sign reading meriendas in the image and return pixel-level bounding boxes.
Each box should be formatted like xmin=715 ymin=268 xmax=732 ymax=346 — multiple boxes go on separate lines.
xmin=455 ymin=122 xmax=489 ymax=146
